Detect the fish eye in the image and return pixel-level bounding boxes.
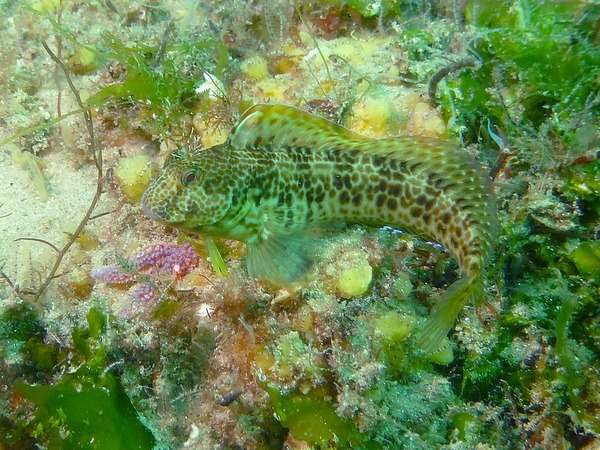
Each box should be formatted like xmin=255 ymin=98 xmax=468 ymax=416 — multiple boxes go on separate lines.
xmin=181 ymin=169 xmax=200 ymax=187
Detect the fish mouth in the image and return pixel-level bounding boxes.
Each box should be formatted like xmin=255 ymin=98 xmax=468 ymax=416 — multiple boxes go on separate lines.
xmin=141 ymin=198 xmax=161 ymax=220
xmin=140 ymin=198 xmax=188 ymax=230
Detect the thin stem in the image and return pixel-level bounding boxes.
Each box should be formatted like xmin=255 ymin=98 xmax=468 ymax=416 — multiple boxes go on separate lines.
xmin=33 ymin=41 xmax=104 ymax=302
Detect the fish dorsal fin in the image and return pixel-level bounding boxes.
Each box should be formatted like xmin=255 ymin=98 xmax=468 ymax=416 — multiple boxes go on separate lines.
xmin=227 ymin=104 xmax=366 ymax=150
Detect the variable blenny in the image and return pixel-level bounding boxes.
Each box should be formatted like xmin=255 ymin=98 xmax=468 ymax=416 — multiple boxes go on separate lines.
xmin=142 ymin=104 xmax=499 ymax=353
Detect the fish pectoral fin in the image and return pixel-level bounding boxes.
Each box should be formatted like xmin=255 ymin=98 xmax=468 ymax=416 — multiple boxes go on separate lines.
xmin=245 ymin=232 xmax=314 ymax=285
xmin=417 ymin=274 xmax=480 ymax=355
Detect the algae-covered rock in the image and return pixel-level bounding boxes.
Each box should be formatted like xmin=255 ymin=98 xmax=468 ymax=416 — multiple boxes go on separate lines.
xmin=240 ymin=55 xmax=269 ymax=81
xmin=426 ymin=337 xmax=454 ymax=365
xmin=569 ymin=241 xmax=600 ymax=282
xmin=113 ymin=155 xmax=158 ymax=203
xmin=335 ymin=251 xmax=373 ymax=298
xmin=375 ymin=311 xmax=415 ymax=343
xmin=266 ymin=384 xmax=363 ymax=446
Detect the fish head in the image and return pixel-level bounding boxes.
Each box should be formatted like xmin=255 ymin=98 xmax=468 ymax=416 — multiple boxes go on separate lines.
xmin=141 ymin=145 xmax=235 ymax=234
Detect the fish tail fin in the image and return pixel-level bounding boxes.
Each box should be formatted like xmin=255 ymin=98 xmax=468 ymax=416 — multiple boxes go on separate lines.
xmin=417 ymin=274 xmax=483 ymax=355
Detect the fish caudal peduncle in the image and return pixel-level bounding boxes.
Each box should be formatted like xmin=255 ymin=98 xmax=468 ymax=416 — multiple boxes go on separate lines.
xmin=142 ymin=104 xmax=499 ymax=354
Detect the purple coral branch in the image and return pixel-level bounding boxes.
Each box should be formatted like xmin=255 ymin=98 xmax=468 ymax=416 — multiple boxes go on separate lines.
xmin=129 ymin=242 xmax=199 ymax=279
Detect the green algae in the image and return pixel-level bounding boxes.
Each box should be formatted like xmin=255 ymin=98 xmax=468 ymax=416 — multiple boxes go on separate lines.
xmin=569 ymin=241 xmax=600 ymax=282
xmin=1 ymin=1 xmax=598 ymax=448
xmin=1 ymin=307 xmax=156 ymax=449
xmin=0 ymin=303 xmax=44 ymax=343
xmin=85 ymin=33 xmax=228 ymax=135
xmin=446 ymin=1 xmax=600 ymax=143
xmin=266 ymin=384 xmax=366 ymax=446
xmin=14 ymin=373 xmax=155 ymax=450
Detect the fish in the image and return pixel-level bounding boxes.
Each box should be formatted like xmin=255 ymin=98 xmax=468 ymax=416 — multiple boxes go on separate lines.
xmin=141 ymin=104 xmax=499 ymax=353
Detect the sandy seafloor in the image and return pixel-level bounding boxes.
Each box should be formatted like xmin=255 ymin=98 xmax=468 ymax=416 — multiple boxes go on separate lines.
xmin=0 ymin=1 xmax=599 ymax=449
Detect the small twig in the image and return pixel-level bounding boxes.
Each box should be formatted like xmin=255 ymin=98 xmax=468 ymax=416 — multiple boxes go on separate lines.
xmin=0 ymin=270 xmax=16 ymax=290
xmin=295 ymin=3 xmax=341 ymax=104
xmin=55 ymin=1 xmax=63 ymax=124
xmin=428 ymin=58 xmax=478 ymax=105
xmin=90 ymin=210 xmax=113 ymax=220
xmin=501 ymin=379 xmax=531 ymax=450
xmin=14 ymin=237 xmax=61 ymax=253
xmin=152 ymin=21 xmax=174 ymax=68
xmin=32 ymin=41 xmax=104 ymax=302
xmin=0 ymin=203 xmax=9 ymax=219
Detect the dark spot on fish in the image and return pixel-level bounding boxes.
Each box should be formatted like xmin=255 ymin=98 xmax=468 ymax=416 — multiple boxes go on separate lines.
xmin=425 ymin=186 xmax=437 ymax=197
xmin=416 ymin=195 xmax=427 ymax=205
xmin=333 ymin=176 xmax=343 ymax=189
xmin=316 ymin=191 xmax=325 ymax=203
xmin=343 ymin=174 xmax=352 ymax=189
xmin=411 ymin=207 xmax=423 ymax=218
xmin=373 ymin=155 xmax=385 ymax=167
xmin=442 ymin=213 xmax=451 ymax=224
xmin=340 ymin=191 xmax=350 ymax=204
xmin=376 ymin=194 xmax=386 ymax=207
xmin=387 ymin=198 xmax=398 ymax=210
xmin=348 ymin=149 xmax=360 ymax=158
xmin=352 ymin=193 xmax=362 ymax=206
xmin=389 ymin=185 xmax=401 ymax=197
xmin=422 ymin=213 xmax=431 ymax=224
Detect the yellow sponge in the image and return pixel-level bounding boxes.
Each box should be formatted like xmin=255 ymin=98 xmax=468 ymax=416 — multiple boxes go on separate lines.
xmin=113 ymin=155 xmax=157 ymax=203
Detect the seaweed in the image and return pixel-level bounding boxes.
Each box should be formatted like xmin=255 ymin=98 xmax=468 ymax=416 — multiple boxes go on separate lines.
xmin=85 ymin=31 xmax=229 ymax=136
xmin=446 ymin=1 xmax=600 ymax=145
xmin=12 ymin=309 xmax=156 ymax=450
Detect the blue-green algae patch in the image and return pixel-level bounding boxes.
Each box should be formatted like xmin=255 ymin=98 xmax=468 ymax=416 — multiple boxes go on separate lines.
xmin=266 ymin=384 xmax=372 ymax=447
xmin=1 ymin=306 xmax=156 ymax=449
xmin=14 ymin=373 xmax=155 ymax=450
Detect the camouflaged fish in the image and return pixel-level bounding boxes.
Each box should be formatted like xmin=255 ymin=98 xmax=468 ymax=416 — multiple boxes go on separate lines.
xmin=142 ymin=104 xmax=498 ymax=353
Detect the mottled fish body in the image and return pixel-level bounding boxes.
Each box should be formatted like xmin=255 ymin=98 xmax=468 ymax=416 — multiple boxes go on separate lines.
xmin=142 ymin=104 xmax=498 ymax=353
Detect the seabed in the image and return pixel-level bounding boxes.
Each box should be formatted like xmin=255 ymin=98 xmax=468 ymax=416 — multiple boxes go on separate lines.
xmin=0 ymin=1 xmax=598 ymax=449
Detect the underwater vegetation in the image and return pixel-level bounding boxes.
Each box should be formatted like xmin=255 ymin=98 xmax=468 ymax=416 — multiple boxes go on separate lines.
xmin=0 ymin=0 xmax=598 ymax=449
